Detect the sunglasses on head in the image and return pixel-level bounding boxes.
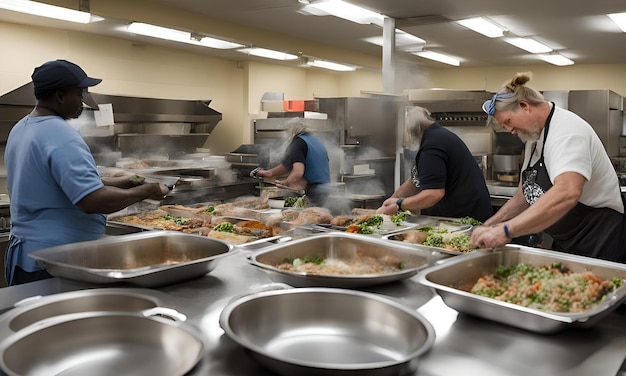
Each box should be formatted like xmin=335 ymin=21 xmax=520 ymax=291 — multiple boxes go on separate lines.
xmin=482 ymin=92 xmax=516 ymax=116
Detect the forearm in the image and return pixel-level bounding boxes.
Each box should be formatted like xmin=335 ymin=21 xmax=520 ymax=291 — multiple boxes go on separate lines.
xmin=77 ymin=184 xmax=166 ymax=214
xmin=101 ymin=176 xmax=141 ymax=189
xmin=400 ymin=189 xmax=444 ymax=212
xmin=390 ymin=179 xmax=420 ymax=198
xmin=483 ymin=190 xmax=528 ymax=226
xmin=506 ymin=188 xmax=578 ymax=238
xmin=258 ymin=164 xmax=289 ymax=179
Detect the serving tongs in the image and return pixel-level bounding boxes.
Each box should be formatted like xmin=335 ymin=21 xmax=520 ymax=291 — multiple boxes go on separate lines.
xmin=255 ymin=178 xmax=306 ymax=195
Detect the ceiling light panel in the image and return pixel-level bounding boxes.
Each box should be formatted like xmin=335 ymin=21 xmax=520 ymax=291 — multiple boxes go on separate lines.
xmin=608 ymin=12 xmax=626 ymax=33
xmin=127 ymin=22 xmax=191 ymax=43
xmin=126 ymin=23 xmax=243 ymax=49
xmin=456 ymin=17 xmax=506 ymax=38
xmin=307 ymin=59 xmax=356 ymax=71
xmin=198 ymin=36 xmax=244 ymax=49
xmin=537 ymin=53 xmax=574 ymax=66
xmin=0 ymin=0 xmax=101 ymax=23
xmin=412 ymin=51 xmax=460 ymax=66
xmin=503 ymin=37 xmax=552 ymax=53
xmin=238 ymin=48 xmax=299 ymax=61
xmin=303 ymin=0 xmax=384 ymax=26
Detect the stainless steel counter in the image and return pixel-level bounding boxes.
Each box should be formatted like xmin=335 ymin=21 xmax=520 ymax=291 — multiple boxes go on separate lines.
xmin=1 ymin=246 xmax=626 ymax=376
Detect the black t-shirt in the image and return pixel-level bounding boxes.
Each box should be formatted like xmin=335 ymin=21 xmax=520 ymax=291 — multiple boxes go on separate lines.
xmin=414 ymin=123 xmax=493 ymax=222
xmin=281 ymin=137 xmax=307 ymax=168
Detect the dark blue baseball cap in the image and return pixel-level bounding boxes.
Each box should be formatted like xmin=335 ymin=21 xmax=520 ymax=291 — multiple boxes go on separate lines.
xmin=31 ymin=59 xmax=102 ymax=96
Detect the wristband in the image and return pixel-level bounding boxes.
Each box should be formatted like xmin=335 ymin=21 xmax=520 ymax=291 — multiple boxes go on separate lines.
xmin=503 ymin=224 xmax=512 ymax=238
xmin=396 ymin=198 xmax=404 ymax=211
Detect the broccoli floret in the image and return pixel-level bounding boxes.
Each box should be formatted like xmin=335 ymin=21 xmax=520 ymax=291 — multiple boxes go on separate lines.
xmin=391 ymin=210 xmax=411 ymax=225
xmin=213 ymin=222 xmax=234 ymax=232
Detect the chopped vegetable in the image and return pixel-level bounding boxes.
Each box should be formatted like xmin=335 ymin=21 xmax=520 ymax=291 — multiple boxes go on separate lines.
xmin=204 ymin=205 xmax=215 ymax=214
xmin=359 ymin=215 xmax=383 ymax=228
xmin=391 ymin=210 xmax=411 ymax=225
xmin=358 ymin=223 xmax=375 ymax=234
xmin=213 ymin=222 xmax=234 ymax=232
xmin=163 ymin=215 xmax=189 ymax=225
xmin=284 ymin=196 xmax=308 ymax=208
xmin=458 ymin=216 xmax=482 ymax=226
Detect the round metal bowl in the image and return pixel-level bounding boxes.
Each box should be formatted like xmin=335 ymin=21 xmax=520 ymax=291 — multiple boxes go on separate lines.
xmin=0 ymin=309 xmax=204 ymax=376
xmin=219 ymin=288 xmax=435 ymax=376
xmin=0 ymin=288 xmax=160 ymax=332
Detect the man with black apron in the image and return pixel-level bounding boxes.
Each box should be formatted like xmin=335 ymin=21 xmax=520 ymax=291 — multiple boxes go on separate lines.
xmin=471 ymin=72 xmax=626 ymax=263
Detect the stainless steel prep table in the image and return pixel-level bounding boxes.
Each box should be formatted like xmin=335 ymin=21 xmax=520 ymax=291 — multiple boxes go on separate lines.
xmin=1 ymin=247 xmax=626 ymax=376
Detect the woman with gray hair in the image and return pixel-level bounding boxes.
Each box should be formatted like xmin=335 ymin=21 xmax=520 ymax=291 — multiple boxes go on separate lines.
xmin=250 ymin=119 xmax=331 ymax=207
xmin=471 ymin=72 xmax=626 ymax=263
xmin=377 ymin=106 xmax=493 ymax=222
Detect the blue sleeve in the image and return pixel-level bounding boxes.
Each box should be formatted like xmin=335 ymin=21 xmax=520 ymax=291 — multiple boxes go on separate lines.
xmin=49 ymin=133 xmax=103 ymax=204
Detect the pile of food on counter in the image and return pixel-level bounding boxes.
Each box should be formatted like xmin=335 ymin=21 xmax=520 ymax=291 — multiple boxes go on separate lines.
xmin=469 ymin=262 xmax=624 ymax=313
xmin=108 ymin=195 xmax=422 ymax=245
xmin=386 ymin=216 xmax=482 ymax=253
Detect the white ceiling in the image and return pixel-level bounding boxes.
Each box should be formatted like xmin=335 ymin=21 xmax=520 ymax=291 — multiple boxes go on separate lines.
xmin=147 ymin=0 xmax=626 ymax=67
xmin=2 ymin=0 xmax=626 ymax=69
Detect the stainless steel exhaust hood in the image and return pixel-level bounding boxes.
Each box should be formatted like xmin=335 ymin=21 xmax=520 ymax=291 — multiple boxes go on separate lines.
xmin=0 ymin=82 xmax=222 ymax=131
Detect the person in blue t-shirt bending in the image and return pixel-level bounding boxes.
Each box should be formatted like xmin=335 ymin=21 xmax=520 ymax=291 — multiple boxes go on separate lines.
xmin=4 ymin=59 xmax=170 ymax=286
xmin=250 ymin=119 xmax=331 ymax=207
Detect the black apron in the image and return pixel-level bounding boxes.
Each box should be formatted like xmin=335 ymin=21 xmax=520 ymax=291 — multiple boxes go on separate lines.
xmin=521 ymin=103 xmax=626 ymax=263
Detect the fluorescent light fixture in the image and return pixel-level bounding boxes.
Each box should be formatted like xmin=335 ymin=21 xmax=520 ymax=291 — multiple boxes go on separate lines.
xmin=127 ymin=23 xmax=243 ymax=49
xmin=412 ymin=50 xmax=460 ymax=66
xmin=364 ymin=30 xmax=426 ymax=48
xmin=0 ymin=0 xmax=103 ymax=23
xmin=456 ymin=17 xmax=506 ymax=38
xmin=127 ymin=22 xmax=191 ymax=43
xmin=537 ymin=53 xmax=574 ymax=66
xmin=608 ymin=12 xmax=626 ymax=33
xmin=198 ymin=36 xmax=244 ymax=49
xmin=307 ymin=59 xmax=356 ymax=71
xmin=302 ymin=0 xmax=384 ymax=26
xmin=238 ymin=47 xmax=299 ymax=61
xmin=503 ymin=37 xmax=552 ymax=53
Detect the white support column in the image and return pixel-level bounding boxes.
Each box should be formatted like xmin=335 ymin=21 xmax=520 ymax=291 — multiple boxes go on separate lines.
xmin=382 ymin=17 xmax=396 ymax=94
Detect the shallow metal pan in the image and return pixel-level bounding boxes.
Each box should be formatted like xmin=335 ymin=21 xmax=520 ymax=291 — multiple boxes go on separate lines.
xmin=0 ymin=308 xmax=204 ymax=376
xmin=0 ymin=288 xmax=161 ymax=333
xmin=219 ymin=287 xmax=435 ymax=376
xmin=415 ymin=246 xmax=626 ymax=333
xmin=29 ymin=231 xmax=235 ymax=287
xmin=249 ymin=232 xmax=447 ymax=288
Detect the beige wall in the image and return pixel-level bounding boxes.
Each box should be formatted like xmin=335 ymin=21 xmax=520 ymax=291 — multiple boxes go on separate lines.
xmin=424 ymin=65 xmax=626 ymax=96
xmin=0 ymin=21 xmax=381 ymax=154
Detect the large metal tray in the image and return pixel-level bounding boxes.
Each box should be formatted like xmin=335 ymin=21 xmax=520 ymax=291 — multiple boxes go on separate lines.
xmin=415 ymin=246 xmax=626 ymax=333
xmin=249 ymin=232 xmax=448 ymax=288
xmin=29 ymin=231 xmax=235 ymax=287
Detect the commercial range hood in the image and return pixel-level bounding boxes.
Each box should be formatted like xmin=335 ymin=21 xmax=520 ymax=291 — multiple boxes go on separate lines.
xmin=0 ymin=82 xmax=221 ymax=128
xmin=0 ymin=82 xmax=223 ymax=159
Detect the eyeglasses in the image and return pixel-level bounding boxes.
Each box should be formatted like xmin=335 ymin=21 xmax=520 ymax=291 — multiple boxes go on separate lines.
xmin=482 ymin=92 xmax=516 ymax=116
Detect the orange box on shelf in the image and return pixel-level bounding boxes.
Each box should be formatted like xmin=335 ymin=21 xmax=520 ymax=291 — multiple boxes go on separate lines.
xmin=283 ymin=100 xmax=315 ymax=112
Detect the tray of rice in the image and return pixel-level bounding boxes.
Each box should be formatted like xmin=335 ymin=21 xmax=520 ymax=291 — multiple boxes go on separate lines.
xmin=415 ymin=246 xmax=626 ymax=333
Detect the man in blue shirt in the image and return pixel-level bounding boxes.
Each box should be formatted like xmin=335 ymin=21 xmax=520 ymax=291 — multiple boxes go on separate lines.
xmin=4 ymin=59 xmax=170 ymax=286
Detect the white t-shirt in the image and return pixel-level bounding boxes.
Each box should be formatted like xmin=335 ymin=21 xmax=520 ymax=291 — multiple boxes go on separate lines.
xmin=521 ymin=105 xmax=623 ymax=213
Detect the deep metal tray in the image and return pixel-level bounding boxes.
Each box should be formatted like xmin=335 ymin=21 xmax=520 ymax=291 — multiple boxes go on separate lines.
xmin=249 ymin=232 xmax=448 ymax=288
xmin=415 ymin=246 xmax=626 ymax=333
xmin=29 ymin=231 xmax=235 ymax=287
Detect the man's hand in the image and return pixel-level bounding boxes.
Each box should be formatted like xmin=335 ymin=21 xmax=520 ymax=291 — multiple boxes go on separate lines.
xmin=376 ymin=197 xmax=399 ymax=215
xmin=145 ymin=183 xmax=171 ymax=200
